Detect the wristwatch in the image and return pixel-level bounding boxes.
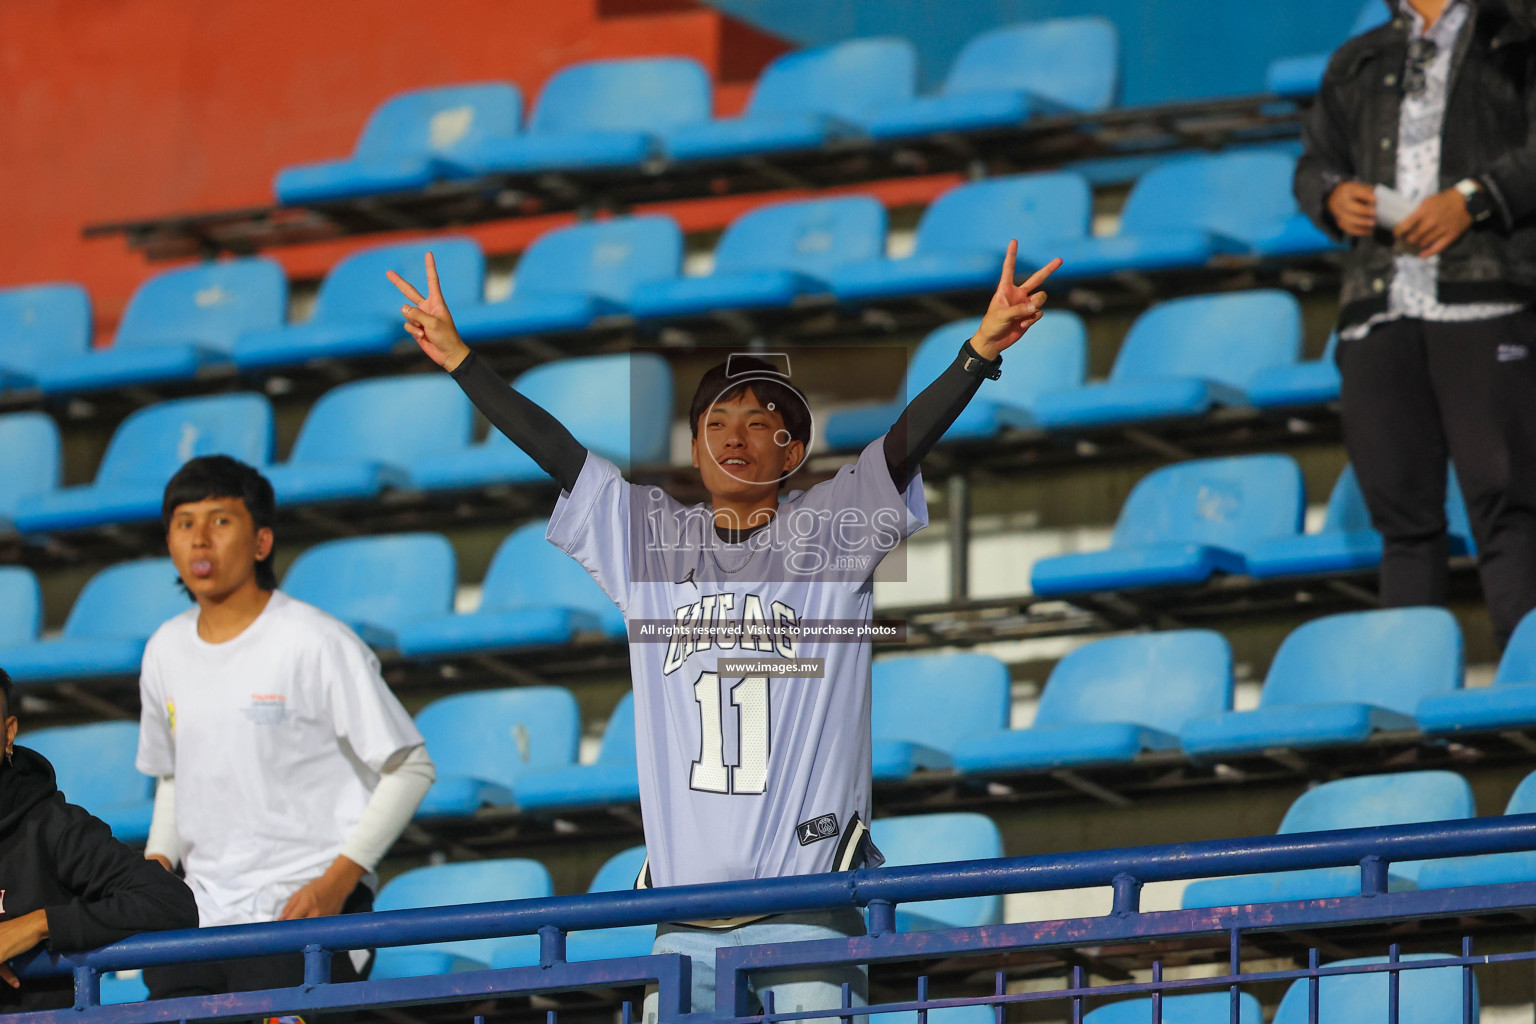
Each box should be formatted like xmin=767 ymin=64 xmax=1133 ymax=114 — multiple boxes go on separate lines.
xmin=961 ymin=342 xmax=1003 ymax=381
xmin=1455 ymin=178 xmax=1494 ymax=223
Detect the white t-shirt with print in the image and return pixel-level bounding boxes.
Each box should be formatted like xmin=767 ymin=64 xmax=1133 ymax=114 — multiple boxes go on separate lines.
xmin=136 ymin=590 xmax=422 ymax=928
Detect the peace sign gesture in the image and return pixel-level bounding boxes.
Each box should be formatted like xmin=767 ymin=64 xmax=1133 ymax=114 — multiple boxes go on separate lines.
xmin=971 ymin=241 xmax=1064 ymax=361
xmin=387 ymin=252 xmax=471 ymax=372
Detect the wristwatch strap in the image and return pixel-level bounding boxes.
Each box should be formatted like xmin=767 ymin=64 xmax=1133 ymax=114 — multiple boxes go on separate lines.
xmin=1456 ymin=178 xmax=1493 ymax=223
xmin=961 ymin=341 xmax=1003 ymax=381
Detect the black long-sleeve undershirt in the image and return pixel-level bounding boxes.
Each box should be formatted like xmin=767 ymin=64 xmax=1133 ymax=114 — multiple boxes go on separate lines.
xmin=449 ymin=344 xmax=996 ymax=517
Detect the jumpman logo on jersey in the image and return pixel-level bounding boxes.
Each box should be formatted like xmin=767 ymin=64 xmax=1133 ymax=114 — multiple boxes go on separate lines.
xmin=676 ymin=568 xmax=699 ymax=590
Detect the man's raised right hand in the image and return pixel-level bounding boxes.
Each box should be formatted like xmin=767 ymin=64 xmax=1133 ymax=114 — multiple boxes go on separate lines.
xmin=1327 ymin=181 xmax=1378 ymax=237
xmin=387 ymin=253 xmax=471 ymax=372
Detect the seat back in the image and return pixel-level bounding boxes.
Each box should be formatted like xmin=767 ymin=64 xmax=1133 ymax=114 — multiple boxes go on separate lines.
xmin=513 ymin=216 xmax=681 ymax=305
xmin=872 ymin=653 xmax=1011 ymax=754
xmin=869 ymin=813 xmax=1003 ymax=928
xmin=1503 ymin=769 xmax=1536 ymax=813
xmin=352 ymin=83 xmax=523 ymax=161
xmin=497 ymin=352 xmax=673 ymax=467
xmin=1273 ymin=954 xmax=1473 ymax=1024
xmin=1111 ymin=454 xmax=1305 ymax=553
xmin=530 ymin=58 xmax=711 ymax=135
xmin=1279 ymin=771 xmax=1474 ymax=835
xmin=313 ymin=237 xmax=484 ymax=324
xmin=597 ymin=693 xmax=637 ymax=765
xmin=24 ymin=722 xmax=153 ymax=809
xmin=589 ymin=845 xmax=647 ymax=892
xmin=93 ymin=393 xmax=275 ymax=489
xmin=1352 ymin=1 xmax=1392 ymax=35
xmin=0 ymin=567 xmax=43 ymax=648
xmin=0 ymin=283 xmax=92 ymax=376
xmin=62 ymin=559 xmax=190 ymax=641
xmin=282 ymin=534 xmax=457 ymax=635
xmin=478 ymin=522 xmax=625 ymax=636
xmin=944 ymin=18 xmax=1118 ymax=112
xmin=1034 ymin=631 xmax=1233 ymax=733
xmin=1261 ymin=608 xmax=1463 ymax=712
xmin=1119 ymin=151 xmax=1301 ymax=243
xmin=903 ymin=314 xmax=1086 ymax=410
xmin=1320 ymin=464 xmax=1375 ymax=534
xmin=0 ymin=413 xmax=62 ymax=520
xmin=1109 ymin=290 xmax=1302 ymax=392
xmin=1495 ymin=608 xmax=1536 ymax=686
xmin=415 ymin=687 xmax=582 ymax=793
xmin=1087 ymin=992 xmax=1262 ymax=1024
xmin=288 ymin=375 xmax=472 ymax=466
xmin=374 ymin=859 xmax=554 ymax=963
xmin=914 ymin=173 xmax=1091 ymax=257
xmin=714 ymin=197 xmax=887 ymax=278
xmin=745 ymin=37 xmax=916 ymax=121
xmin=115 ymin=258 xmax=287 ymax=354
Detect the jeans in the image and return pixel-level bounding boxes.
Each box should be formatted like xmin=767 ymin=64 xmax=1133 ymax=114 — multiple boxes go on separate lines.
xmin=642 ymin=907 xmax=867 ymax=1024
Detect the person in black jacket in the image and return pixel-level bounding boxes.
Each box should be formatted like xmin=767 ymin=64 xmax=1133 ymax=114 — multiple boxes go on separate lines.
xmin=0 ymin=667 xmax=199 ymax=1012
xmin=1296 ymin=0 xmax=1536 ymax=649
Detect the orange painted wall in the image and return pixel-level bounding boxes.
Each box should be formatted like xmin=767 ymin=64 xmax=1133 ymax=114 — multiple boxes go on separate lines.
xmin=0 ymin=0 xmax=789 ymax=338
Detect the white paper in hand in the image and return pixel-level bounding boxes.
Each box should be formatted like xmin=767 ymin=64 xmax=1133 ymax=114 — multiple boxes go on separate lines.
xmin=1374 ymin=185 xmax=1415 ymax=230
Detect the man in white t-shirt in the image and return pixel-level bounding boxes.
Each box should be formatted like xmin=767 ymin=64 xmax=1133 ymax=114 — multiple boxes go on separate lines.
xmin=136 ymin=456 xmax=435 ymax=1006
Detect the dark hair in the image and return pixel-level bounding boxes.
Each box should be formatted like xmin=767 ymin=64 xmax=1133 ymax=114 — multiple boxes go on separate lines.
xmin=688 ymin=356 xmax=812 ymax=446
xmin=0 ymin=666 xmax=12 ymax=723
xmin=161 ymin=456 xmax=278 ymax=591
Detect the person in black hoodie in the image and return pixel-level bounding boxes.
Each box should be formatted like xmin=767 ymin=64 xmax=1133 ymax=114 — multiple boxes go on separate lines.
xmin=0 ymin=667 xmax=199 ymax=1012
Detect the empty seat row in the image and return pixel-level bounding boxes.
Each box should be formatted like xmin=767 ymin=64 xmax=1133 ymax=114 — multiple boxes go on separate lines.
xmin=0 ymin=149 xmax=1332 ymax=395
xmin=1029 ymin=454 xmax=1471 ymax=597
xmin=0 ymin=355 xmax=668 ymax=536
xmin=1266 ymin=2 xmax=1388 ymax=97
xmin=274 ymin=20 xmax=1119 ymax=205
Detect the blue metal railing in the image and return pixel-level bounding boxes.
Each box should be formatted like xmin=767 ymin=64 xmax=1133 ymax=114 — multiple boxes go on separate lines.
xmin=12 ymin=813 xmax=1536 ymax=1024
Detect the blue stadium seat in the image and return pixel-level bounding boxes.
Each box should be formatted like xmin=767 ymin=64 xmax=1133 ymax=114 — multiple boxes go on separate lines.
xmin=0 ymin=283 xmax=91 ymax=389
xmin=281 ymin=533 xmax=456 ymax=649
xmin=266 ymin=374 xmax=472 ymax=506
xmin=513 ymin=693 xmax=638 ymax=812
xmin=1246 ymin=464 xmax=1474 ymax=580
xmin=1417 ymin=607 xmax=1536 ymax=736
xmin=0 ymin=413 xmax=62 ymax=532
xmin=0 ymin=567 xmax=43 ymax=650
xmin=1272 ymin=955 xmax=1473 ymax=1024
xmin=1417 ymin=770 xmax=1536 ymax=889
xmin=274 ymin=83 xmax=523 ymax=205
xmin=829 ymin=173 xmax=1091 ymax=303
xmin=882 ymin=1010 xmax=1004 ymax=1024
xmin=1179 ymin=608 xmax=1462 ymax=758
xmin=869 ymin=813 xmax=1003 ymax=931
xmin=824 ymin=314 xmax=1087 ymax=450
xmin=1248 ymin=332 xmax=1341 ymax=409
xmin=628 ymin=197 xmax=886 ymax=320
xmin=864 ymin=18 xmax=1118 ymax=140
xmin=233 ymin=238 xmax=484 ymax=371
xmin=1030 ymin=290 xmax=1303 ymax=430
xmin=456 ymin=58 xmax=711 ymax=175
xmin=414 ymin=687 xmax=582 ymax=818
xmin=370 ymin=859 xmax=553 ymax=978
xmin=0 ymin=559 xmax=189 ymax=684
xmin=12 ymin=394 xmax=274 ymax=535
xmin=452 ymin=217 xmax=681 ymax=342
xmin=35 ymin=259 xmax=286 ymax=396
xmin=1030 ymin=455 xmax=1305 ymax=596
xmin=407 ymin=353 xmax=671 ymax=493
xmin=99 ymin=971 xmax=149 ymax=1005
xmin=870 ymin=653 xmax=1011 ymax=781
xmin=24 ymin=722 xmax=154 ymax=843
xmin=1087 ymin=992 xmax=1262 ymax=1024
xmin=1266 ymin=4 xmax=1392 ymax=97
xmin=661 ymin=38 xmax=915 ymax=163
xmin=955 ymin=631 xmax=1232 ymax=775
xmin=494 ymin=845 xmax=653 ymax=967
xmin=1181 ymin=772 xmax=1475 ymax=909
xmin=395 ymin=521 xmax=626 ymax=659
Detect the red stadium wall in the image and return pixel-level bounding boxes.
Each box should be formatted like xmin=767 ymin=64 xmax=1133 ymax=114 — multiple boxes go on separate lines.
xmin=0 ymin=0 xmax=791 ymax=340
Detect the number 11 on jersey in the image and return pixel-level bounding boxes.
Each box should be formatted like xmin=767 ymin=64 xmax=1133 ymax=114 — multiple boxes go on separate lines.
xmin=691 ymin=671 xmax=770 ymax=795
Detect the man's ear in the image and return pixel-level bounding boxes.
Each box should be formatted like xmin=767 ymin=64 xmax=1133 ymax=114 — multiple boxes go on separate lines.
xmin=4 ymin=715 xmax=17 ymax=755
xmin=690 ymin=435 xmax=701 ymax=470
xmin=783 ymin=439 xmax=806 ymax=475
xmin=255 ymin=527 xmax=275 ymax=562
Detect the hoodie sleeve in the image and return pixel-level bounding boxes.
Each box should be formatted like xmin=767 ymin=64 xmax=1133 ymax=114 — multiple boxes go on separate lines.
xmin=41 ymin=795 xmax=198 ymax=952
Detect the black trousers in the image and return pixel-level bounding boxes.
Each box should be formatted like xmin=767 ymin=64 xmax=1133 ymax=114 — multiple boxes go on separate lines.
xmin=1339 ymin=311 xmax=1536 ymax=648
xmin=144 ymin=884 xmax=374 ymax=1024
